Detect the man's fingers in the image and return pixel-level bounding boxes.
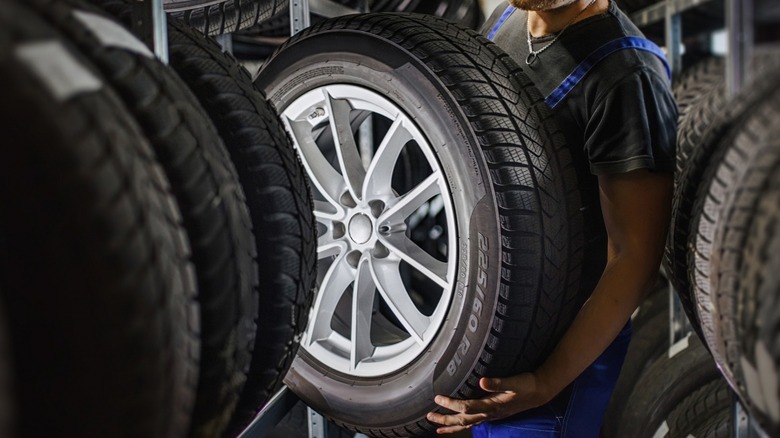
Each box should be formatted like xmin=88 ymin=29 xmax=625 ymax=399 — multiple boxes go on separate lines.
xmin=436 ymin=425 xmax=471 ymax=435
xmin=426 ymin=411 xmax=485 ymax=427
xmin=433 ymin=395 xmax=467 ymax=412
xmin=480 ymin=377 xmax=505 ymax=392
xmin=434 ymin=395 xmax=493 ymax=415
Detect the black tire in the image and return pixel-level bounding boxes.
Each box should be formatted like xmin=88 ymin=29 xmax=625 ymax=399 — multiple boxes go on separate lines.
xmin=665 ymin=58 xmax=726 ymax=337
xmin=663 ymin=378 xmax=732 ymax=438
xmin=413 ymin=0 xmax=484 ymax=29
xmin=672 ymin=57 xmax=726 ymax=177
xmin=665 ymin=61 xmax=780 ymax=340
xmin=162 ymin=19 xmax=318 ymax=437
xmin=695 ymin=409 xmax=732 ymax=438
xmin=0 ymin=293 xmax=13 ymax=438
xmin=0 ymin=2 xmax=198 ymax=437
xmin=266 ymin=402 xmax=357 ymax=438
xmin=167 ymin=0 xmax=288 ymax=35
xmin=257 ymin=13 xmax=584 ymax=436
xmin=246 ymin=0 xmax=481 ymax=39
xmin=31 ymin=2 xmax=260 ymax=436
xmin=602 ymin=292 xmax=670 ymax=438
xmin=616 ymin=334 xmax=722 ymax=437
xmin=692 ymin=79 xmax=780 ymax=395
xmin=734 ymin=154 xmax=780 ymax=436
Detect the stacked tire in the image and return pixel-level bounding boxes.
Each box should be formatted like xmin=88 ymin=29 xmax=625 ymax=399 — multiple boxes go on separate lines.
xmin=665 ymin=52 xmax=780 ymax=436
xmin=1 ymin=0 xmax=316 ymax=436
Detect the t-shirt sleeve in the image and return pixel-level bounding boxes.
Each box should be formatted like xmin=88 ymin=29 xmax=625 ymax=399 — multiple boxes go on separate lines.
xmin=583 ymin=67 xmax=678 ymax=175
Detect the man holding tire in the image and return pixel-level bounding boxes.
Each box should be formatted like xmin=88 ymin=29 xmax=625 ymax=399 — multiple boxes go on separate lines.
xmin=427 ymin=0 xmax=677 ymax=436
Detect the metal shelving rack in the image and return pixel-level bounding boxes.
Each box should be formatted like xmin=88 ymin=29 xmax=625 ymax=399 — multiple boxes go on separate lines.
xmin=631 ymin=1 xmax=769 ymax=437
xmin=131 ymin=0 xmax=773 ymax=436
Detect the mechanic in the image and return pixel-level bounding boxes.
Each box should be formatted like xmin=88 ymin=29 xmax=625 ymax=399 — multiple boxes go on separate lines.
xmin=426 ymin=0 xmax=677 ymax=436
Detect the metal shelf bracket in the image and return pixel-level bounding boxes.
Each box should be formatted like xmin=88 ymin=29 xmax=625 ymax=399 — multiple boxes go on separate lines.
xmin=132 ymin=0 xmax=169 ymax=63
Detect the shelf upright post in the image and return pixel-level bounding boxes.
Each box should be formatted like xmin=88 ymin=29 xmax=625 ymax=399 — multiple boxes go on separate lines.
xmin=665 ymin=0 xmax=683 ymax=79
xmin=290 ymin=0 xmax=312 ymax=36
xmin=726 ymin=0 xmax=754 ymax=96
xmin=132 ymin=0 xmax=169 ymax=63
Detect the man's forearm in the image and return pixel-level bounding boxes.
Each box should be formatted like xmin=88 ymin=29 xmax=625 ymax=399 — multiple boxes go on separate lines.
xmin=534 ymin=253 xmax=659 ymax=401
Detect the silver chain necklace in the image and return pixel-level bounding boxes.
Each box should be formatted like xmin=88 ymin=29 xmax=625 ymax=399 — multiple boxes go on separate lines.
xmin=525 ymin=0 xmax=598 ymax=65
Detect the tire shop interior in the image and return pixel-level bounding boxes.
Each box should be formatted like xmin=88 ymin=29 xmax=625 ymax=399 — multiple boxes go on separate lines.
xmin=1 ymin=0 xmax=779 ymax=437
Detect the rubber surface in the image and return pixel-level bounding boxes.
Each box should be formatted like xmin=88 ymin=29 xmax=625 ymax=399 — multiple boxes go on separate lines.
xmin=163 ymin=19 xmax=317 ymax=437
xmin=168 ymin=0 xmax=288 ymax=35
xmin=664 ymin=378 xmax=732 ymax=438
xmin=34 ymin=1 xmax=260 ymax=436
xmin=735 ymin=147 xmax=780 ymax=436
xmin=672 ymin=57 xmax=725 ymax=177
xmin=0 ymin=294 xmax=11 ymax=438
xmin=0 ymin=2 xmax=199 ymax=436
xmin=665 ymin=60 xmax=780 ymax=341
xmin=258 ymin=12 xmax=585 ymax=437
xmin=615 ymin=334 xmax=722 ymax=437
xmin=691 ymin=79 xmax=780 ymax=397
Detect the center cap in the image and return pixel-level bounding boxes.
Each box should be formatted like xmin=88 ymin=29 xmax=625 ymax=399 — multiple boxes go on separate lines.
xmin=348 ymin=214 xmax=373 ymax=244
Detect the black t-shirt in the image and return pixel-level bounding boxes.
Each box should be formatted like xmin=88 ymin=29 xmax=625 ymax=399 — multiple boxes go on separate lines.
xmin=482 ymin=1 xmax=678 ymax=306
xmin=483 ymin=0 xmax=678 ymax=176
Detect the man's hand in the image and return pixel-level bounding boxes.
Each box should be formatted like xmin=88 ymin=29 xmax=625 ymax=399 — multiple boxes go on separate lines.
xmin=426 ymin=373 xmax=552 ymax=435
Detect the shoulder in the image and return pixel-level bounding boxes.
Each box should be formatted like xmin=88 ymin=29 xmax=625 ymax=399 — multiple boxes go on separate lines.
xmin=481 ymin=1 xmax=513 ymax=35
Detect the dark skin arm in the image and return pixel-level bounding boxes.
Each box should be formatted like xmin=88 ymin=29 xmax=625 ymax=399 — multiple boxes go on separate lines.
xmin=426 ymin=169 xmax=673 ymax=434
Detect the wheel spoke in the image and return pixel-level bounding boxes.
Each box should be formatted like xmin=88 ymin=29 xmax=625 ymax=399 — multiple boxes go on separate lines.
xmin=363 ymin=117 xmax=412 ymax=199
xmin=307 ymin=255 xmax=354 ymax=345
xmin=285 ymin=117 xmax=346 ymax=206
xmin=314 ymin=200 xmax=346 ymax=259
xmin=351 ymin=257 xmax=376 ymax=369
xmin=379 ymin=173 xmax=443 ymax=226
xmin=370 ymin=257 xmax=429 ymax=345
xmin=378 ymin=233 xmax=449 ymax=290
xmin=325 ymin=92 xmax=366 ymax=202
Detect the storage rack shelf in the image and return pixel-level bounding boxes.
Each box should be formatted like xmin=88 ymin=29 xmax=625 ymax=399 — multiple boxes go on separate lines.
xmin=130 ymin=0 xmax=775 ymax=436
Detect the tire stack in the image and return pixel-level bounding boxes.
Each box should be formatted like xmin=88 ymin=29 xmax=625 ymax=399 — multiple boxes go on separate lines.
xmin=666 ymin=56 xmax=780 ymax=436
xmin=0 ymin=0 xmax=315 ymax=437
xmin=231 ymin=0 xmax=484 ymax=62
xmin=603 ymin=49 xmax=780 ymax=437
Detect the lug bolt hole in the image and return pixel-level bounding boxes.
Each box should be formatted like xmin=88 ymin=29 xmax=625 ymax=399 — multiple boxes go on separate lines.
xmin=369 ymin=200 xmax=385 ymax=218
xmin=373 ymin=241 xmax=390 ymax=259
xmin=340 ymin=191 xmax=357 ymax=208
xmin=346 ymin=250 xmax=362 ymax=268
xmin=333 ymin=222 xmax=346 ymax=239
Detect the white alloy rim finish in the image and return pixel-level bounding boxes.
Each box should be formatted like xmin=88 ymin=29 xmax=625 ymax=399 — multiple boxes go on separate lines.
xmin=282 ymin=84 xmax=457 ymax=377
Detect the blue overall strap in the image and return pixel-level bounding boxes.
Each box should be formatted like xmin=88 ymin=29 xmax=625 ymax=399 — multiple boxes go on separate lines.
xmin=545 ymin=36 xmax=671 ymax=109
xmin=487 ymin=5 xmax=516 ymax=41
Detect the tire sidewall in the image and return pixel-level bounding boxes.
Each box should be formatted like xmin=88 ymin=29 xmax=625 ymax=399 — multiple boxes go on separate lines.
xmin=258 ymin=30 xmax=502 ymax=427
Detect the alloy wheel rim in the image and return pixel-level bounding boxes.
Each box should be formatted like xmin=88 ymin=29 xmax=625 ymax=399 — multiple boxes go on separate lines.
xmin=282 ymin=84 xmax=457 ymax=377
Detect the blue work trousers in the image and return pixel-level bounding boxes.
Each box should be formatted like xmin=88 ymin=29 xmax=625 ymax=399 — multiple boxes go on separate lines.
xmin=472 ymin=322 xmax=632 ymax=438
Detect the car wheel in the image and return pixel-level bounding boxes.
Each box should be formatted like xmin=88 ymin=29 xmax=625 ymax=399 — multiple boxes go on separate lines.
xmin=256 ymin=13 xmax=585 ymax=436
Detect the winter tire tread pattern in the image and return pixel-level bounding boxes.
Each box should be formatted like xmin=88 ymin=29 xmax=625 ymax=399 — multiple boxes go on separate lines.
xmin=163 ymin=20 xmax=317 ymax=437
xmin=0 ymin=3 xmax=198 ymax=436
xmin=35 ymin=1 xmax=260 ymax=436
xmin=615 ymin=335 xmax=721 ymax=437
xmin=665 ymin=62 xmax=780 ymax=338
xmin=169 ymin=0 xmax=289 ymax=36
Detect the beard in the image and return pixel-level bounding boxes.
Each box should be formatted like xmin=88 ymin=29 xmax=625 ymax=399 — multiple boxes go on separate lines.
xmin=508 ymin=0 xmax=581 ymax=10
